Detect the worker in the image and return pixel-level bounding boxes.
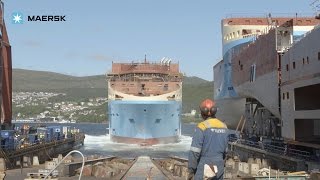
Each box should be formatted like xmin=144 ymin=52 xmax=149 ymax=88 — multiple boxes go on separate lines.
xmin=188 ymin=99 xmax=229 ymax=180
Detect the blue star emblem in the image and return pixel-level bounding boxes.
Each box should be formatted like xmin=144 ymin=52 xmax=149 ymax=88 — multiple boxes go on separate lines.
xmin=12 ymin=12 xmax=23 ymax=24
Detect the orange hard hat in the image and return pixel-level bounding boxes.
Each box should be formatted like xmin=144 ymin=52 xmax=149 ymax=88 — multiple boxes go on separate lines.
xmin=199 ymin=99 xmax=217 ymax=117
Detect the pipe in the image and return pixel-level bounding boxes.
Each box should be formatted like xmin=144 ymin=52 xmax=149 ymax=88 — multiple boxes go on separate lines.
xmin=45 ymin=150 xmax=85 ymax=180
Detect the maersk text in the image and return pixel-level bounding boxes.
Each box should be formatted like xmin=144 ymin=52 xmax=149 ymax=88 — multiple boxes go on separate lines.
xmin=27 ymin=16 xmax=66 ymax=21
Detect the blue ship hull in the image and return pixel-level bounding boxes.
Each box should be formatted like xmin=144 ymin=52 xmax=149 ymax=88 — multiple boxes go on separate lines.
xmin=108 ymin=100 xmax=181 ymax=145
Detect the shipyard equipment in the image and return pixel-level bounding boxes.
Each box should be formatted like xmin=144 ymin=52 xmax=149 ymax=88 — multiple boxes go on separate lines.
xmin=0 ymin=0 xmax=12 ymax=127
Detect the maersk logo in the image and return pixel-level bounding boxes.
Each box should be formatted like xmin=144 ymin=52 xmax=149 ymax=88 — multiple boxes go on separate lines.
xmin=12 ymin=12 xmax=23 ymax=24
xmin=28 ymin=15 xmax=66 ymax=21
xmin=11 ymin=11 xmax=66 ymax=24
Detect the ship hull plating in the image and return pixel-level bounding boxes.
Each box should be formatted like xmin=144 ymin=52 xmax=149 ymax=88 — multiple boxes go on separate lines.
xmin=108 ymin=100 xmax=181 ymax=145
xmin=215 ymin=98 xmax=245 ymax=129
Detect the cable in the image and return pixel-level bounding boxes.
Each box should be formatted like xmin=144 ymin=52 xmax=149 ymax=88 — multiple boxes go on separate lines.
xmin=44 ymin=150 xmax=85 ymax=180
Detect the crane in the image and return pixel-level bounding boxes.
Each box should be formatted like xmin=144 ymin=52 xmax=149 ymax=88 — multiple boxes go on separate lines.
xmin=0 ymin=0 xmax=13 ymax=128
xmin=310 ymin=0 xmax=320 ymax=19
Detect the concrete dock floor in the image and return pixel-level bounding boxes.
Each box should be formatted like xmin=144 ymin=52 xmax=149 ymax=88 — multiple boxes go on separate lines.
xmin=5 ymin=164 xmax=46 ymax=180
xmin=4 ymin=164 xmax=102 ymax=180
xmin=5 ymin=156 xmax=167 ymax=180
xmin=123 ymin=156 xmax=167 ymax=180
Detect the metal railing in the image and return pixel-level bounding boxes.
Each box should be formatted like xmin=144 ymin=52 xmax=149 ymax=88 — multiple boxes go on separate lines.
xmin=225 ymin=13 xmax=316 ymax=19
xmin=229 ymin=136 xmax=312 ymax=160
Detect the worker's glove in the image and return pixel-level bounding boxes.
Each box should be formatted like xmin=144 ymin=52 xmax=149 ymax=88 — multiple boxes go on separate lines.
xmin=187 ymin=169 xmax=195 ymax=180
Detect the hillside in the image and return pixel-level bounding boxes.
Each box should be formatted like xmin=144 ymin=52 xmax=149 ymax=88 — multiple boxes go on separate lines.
xmin=182 ymin=76 xmax=210 ymax=85
xmin=13 ymin=69 xmax=106 ymax=90
xmin=13 ymin=69 xmax=107 ymax=101
xmin=13 ymin=69 xmax=213 ymax=113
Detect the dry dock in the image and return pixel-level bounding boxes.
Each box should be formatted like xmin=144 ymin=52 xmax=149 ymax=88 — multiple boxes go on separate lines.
xmin=3 ymin=154 xmax=319 ymax=179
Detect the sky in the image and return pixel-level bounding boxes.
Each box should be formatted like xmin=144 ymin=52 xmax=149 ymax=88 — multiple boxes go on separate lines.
xmin=5 ymin=0 xmax=317 ymax=81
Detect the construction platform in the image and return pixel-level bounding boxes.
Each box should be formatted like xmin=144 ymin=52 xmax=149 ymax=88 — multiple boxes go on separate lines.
xmin=0 ymin=133 xmax=85 ymax=170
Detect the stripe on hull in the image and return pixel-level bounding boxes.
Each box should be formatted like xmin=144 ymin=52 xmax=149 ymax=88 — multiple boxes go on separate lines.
xmin=111 ymin=135 xmax=179 ymax=145
xmin=108 ymin=100 xmax=181 ymax=143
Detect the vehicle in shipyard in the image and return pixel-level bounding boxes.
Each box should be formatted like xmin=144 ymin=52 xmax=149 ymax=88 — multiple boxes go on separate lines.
xmin=213 ymin=14 xmax=320 ymax=170
xmin=0 ymin=1 xmax=84 ymax=170
xmin=106 ymin=58 xmax=183 ymax=145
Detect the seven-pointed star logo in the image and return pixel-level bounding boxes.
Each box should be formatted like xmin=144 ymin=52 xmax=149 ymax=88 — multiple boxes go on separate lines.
xmin=12 ymin=12 xmax=23 ymax=24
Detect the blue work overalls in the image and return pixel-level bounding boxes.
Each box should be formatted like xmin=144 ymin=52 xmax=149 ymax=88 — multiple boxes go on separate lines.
xmin=188 ymin=118 xmax=229 ymax=180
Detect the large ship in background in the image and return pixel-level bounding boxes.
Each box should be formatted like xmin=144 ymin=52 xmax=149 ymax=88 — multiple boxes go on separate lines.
xmin=214 ymin=14 xmax=320 ymax=151
xmin=106 ymin=58 xmax=183 ymax=145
